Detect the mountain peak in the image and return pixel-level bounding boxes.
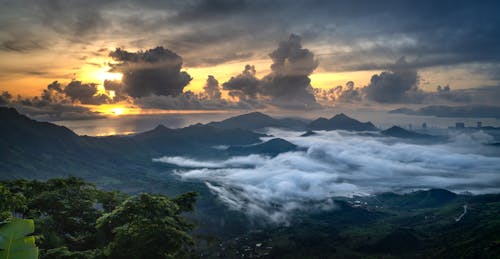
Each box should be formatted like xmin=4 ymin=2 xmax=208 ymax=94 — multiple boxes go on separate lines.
xmin=206 ymin=112 xmax=306 ymax=130
xmin=332 ymin=113 xmax=348 ymax=119
xmin=385 ymin=125 xmax=406 ymax=132
xmin=382 ymin=126 xmax=432 ymax=139
xmin=246 ymin=111 xmax=268 ymax=116
xmin=154 ymin=124 xmax=167 ymax=130
xmin=309 ymin=113 xmax=377 ymax=131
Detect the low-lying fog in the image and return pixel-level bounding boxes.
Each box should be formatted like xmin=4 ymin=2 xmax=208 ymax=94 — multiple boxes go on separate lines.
xmin=155 ymin=129 xmax=500 ymax=222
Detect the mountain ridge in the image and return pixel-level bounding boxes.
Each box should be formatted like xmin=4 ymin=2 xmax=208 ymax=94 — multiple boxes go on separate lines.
xmin=307 ymin=113 xmax=378 ymax=131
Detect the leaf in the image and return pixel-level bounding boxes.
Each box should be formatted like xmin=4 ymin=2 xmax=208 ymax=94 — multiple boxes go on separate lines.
xmin=0 ymin=219 xmax=38 ymax=259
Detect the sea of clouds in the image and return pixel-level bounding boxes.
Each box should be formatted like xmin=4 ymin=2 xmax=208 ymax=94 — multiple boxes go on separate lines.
xmin=154 ymin=129 xmax=500 ymax=222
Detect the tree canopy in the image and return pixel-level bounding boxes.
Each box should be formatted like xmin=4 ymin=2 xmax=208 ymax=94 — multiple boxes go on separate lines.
xmin=0 ymin=177 xmax=198 ymax=259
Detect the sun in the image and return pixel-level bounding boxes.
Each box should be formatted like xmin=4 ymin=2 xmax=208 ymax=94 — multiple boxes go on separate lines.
xmin=96 ymin=70 xmax=123 ymax=82
xmin=110 ymin=107 xmax=125 ymax=115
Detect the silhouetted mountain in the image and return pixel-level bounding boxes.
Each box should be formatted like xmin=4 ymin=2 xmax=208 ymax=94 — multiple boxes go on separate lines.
xmin=0 ymin=107 xmax=81 ymax=153
xmin=307 ymin=113 xmax=378 ymax=131
xmin=207 ymin=112 xmax=307 ymax=130
xmin=133 ymin=123 xmax=265 ymax=156
xmin=226 ymin=138 xmax=297 ymax=156
xmin=0 ymin=108 xmax=266 ymax=180
xmin=381 ymin=126 xmax=433 ymax=139
xmin=300 ymin=130 xmax=317 ymax=137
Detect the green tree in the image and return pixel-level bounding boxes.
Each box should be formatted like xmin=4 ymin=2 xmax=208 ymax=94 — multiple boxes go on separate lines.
xmin=0 ymin=184 xmax=26 ymax=221
xmin=97 ymin=192 xmax=198 ymax=259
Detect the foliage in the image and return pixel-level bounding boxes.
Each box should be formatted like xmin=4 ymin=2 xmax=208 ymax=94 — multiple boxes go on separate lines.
xmin=0 ymin=219 xmax=38 ymax=259
xmin=0 ymin=184 xmax=26 ymax=221
xmin=0 ymin=178 xmax=198 ymax=259
xmin=97 ymin=192 xmax=198 ymax=259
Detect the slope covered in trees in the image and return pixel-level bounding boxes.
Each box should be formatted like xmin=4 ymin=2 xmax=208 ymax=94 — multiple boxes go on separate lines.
xmin=0 ymin=177 xmax=198 ymax=259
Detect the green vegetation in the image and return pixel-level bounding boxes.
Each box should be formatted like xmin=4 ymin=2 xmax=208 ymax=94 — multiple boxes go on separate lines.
xmin=0 ymin=219 xmax=38 ymax=259
xmin=204 ymin=190 xmax=500 ymax=258
xmin=0 ymin=177 xmax=198 ymax=259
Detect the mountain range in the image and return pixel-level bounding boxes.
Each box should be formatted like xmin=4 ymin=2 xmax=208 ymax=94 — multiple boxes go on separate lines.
xmin=206 ymin=111 xmax=308 ymax=130
xmin=206 ymin=111 xmax=379 ymax=132
xmin=0 ymin=107 xmax=267 ymax=182
xmin=307 ymin=113 xmax=378 ymax=131
xmin=0 ymin=107 xmax=438 ymax=183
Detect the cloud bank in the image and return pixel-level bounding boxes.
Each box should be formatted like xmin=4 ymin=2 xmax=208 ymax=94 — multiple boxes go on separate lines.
xmin=223 ymin=34 xmax=320 ymax=109
xmin=156 ymin=130 xmax=500 ymax=222
xmin=109 ymin=47 xmax=192 ymax=98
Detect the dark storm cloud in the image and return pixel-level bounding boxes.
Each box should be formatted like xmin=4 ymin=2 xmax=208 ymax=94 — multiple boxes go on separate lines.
xmin=390 ymin=105 xmax=500 ymax=119
xmin=363 ymin=57 xmax=421 ymax=103
xmin=261 ymin=34 xmax=319 ymax=109
xmin=269 ymin=34 xmax=318 ymax=76
xmin=222 ymin=34 xmax=320 ymax=109
xmin=109 ymin=47 xmax=192 ymax=98
xmin=40 ymin=80 xmax=111 ymax=105
xmin=223 ymin=65 xmax=260 ymax=101
xmin=133 ymin=74 xmax=252 ymax=110
xmin=64 ymin=81 xmax=109 ymax=105
xmin=203 ymin=75 xmax=222 ymax=100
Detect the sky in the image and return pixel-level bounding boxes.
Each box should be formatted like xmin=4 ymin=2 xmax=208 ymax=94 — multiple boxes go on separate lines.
xmin=1 ymin=0 xmax=500 ymax=121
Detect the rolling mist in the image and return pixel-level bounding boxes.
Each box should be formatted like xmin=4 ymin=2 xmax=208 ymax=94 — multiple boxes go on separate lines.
xmin=156 ymin=129 xmax=500 ymax=222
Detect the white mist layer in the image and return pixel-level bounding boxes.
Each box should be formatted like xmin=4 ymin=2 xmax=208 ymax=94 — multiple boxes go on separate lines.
xmin=155 ymin=130 xmax=500 ymax=222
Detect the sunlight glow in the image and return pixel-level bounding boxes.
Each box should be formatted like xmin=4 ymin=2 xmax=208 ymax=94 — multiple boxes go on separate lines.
xmin=87 ymin=104 xmax=230 ymax=117
xmin=110 ymin=107 xmax=126 ymax=116
xmin=96 ymin=70 xmax=123 ymax=82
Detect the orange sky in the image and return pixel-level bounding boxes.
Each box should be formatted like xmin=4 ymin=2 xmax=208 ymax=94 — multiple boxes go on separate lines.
xmin=0 ymin=50 xmax=378 ymax=98
xmin=0 ymin=43 xmax=495 ymax=101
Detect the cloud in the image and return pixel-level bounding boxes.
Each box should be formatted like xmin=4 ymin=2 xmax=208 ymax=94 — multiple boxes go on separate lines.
xmin=434 ymin=85 xmax=500 ymax=105
xmin=103 ymin=80 xmax=129 ymax=102
xmin=109 ymin=47 xmax=192 ymax=98
xmin=63 ymin=81 xmax=109 ymax=105
xmin=0 ymin=37 xmax=45 ymax=52
xmin=315 ymin=58 xmax=500 ymax=107
xmin=261 ymin=34 xmax=319 ymax=109
xmin=268 ymin=34 xmax=318 ymax=76
xmin=363 ymin=57 xmax=421 ymax=103
xmin=390 ymin=105 xmax=500 ymax=119
xmin=134 ymin=90 xmax=251 ymax=110
xmin=203 ymin=75 xmax=222 ymax=100
xmin=314 ymin=81 xmax=362 ymax=103
xmin=156 ymin=129 xmax=500 ymax=222
xmin=36 ymin=0 xmax=109 ymax=41
xmin=133 ymin=74 xmax=255 ymax=110
xmin=223 ymin=64 xmax=260 ymax=102
xmin=222 ymin=34 xmax=320 ymax=109
xmin=0 ymin=81 xmax=107 ymax=121
xmin=2 ymin=0 xmax=500 ymax=77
